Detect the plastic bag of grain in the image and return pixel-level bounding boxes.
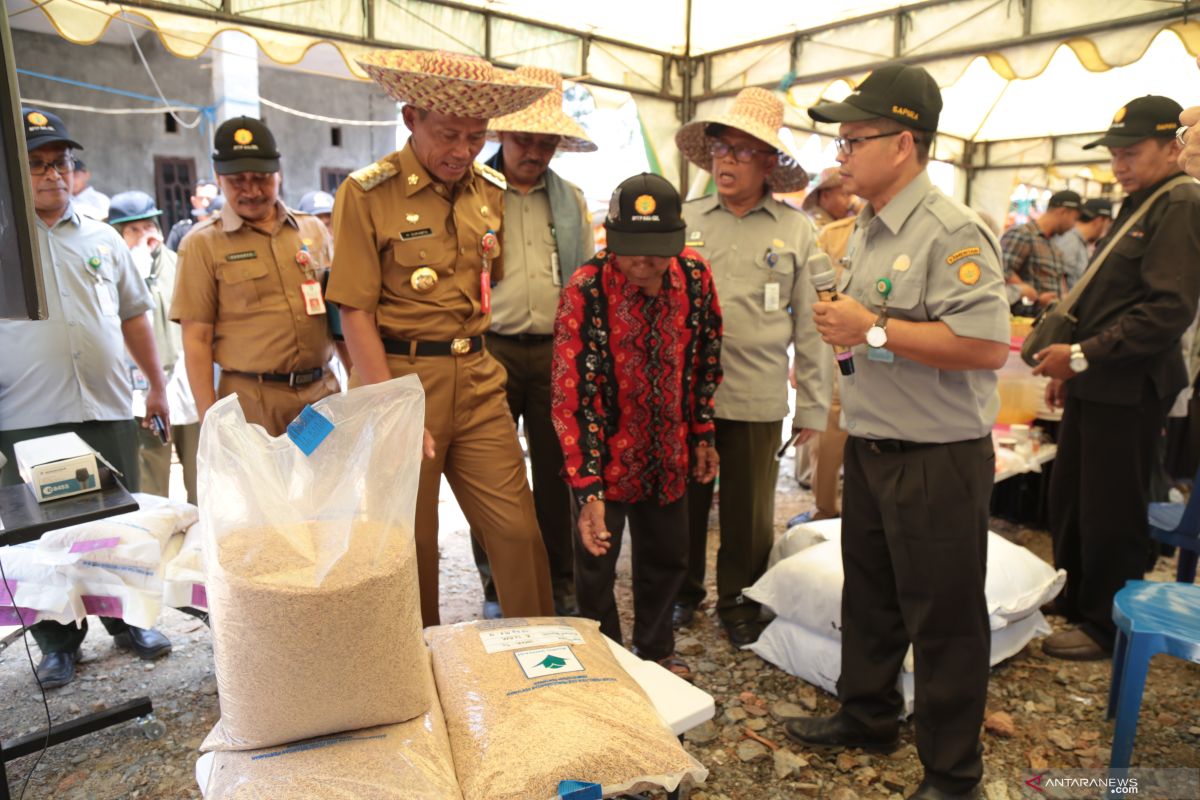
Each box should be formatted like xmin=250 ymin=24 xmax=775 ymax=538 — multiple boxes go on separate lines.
xmin=204 ymin=648 xmax=462 ymax=800
xmin=199 ymin=376 xmax=428 ymax=751
xmin=426 ymin=617 xmax=708 ymax=800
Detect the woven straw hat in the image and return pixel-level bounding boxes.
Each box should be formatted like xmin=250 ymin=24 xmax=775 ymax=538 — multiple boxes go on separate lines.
xmin=487 ymin=66 xmax=596 ymax=153
xmin=801 ymin=166 xmax=844 ymax=212
xmin=356 ymin=49 xmax=552 ymax=119
xmin=675 ymin=87 xmax=808 ymax=193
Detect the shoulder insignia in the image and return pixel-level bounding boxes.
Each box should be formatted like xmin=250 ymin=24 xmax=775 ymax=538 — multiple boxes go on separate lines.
xmin=946 ymin=246 xmax=981 ymax=265
xmin=474 ymin=162 xmax=507 ymax=190
xmin=190 ymin=217 xmax=218 ymax=235
xmin=350 ymin=159 xmax=399 ymax=191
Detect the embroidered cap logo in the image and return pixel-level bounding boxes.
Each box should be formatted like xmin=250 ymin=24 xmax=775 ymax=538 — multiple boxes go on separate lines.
xmin=26 ymin=112 xmax=49 ymax=127
xmin=233 ymin=129 xmax=255 ymax=146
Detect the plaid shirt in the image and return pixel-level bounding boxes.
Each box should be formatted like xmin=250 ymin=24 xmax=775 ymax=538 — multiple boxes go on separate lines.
xmin=1000 ymin=220 xmax=1067 ymax=299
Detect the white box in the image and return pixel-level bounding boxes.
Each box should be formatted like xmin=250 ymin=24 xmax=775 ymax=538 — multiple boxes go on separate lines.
xmin=14 ymin=433 xmax=101 ymax=503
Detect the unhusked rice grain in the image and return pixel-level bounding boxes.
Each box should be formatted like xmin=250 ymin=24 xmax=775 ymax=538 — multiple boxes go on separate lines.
xmin=426 ymin=617 xmax=707 ymax=800
xmin=203 ymin=519 xmax=428 ymax=751
xmin=205 ymin=649 xmax=461 ymax=800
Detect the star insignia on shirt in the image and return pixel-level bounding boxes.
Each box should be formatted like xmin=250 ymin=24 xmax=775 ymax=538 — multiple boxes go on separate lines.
xmin=407 ymin=173 xmax=419 ymax=185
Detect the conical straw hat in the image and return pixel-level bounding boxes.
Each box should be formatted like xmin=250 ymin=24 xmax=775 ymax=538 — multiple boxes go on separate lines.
xmin=488 ymin=66 xmax=596 ymax=153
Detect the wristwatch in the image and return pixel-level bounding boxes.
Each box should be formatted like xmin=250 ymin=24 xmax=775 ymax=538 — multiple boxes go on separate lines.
xmin=1069 ymin=343 xmax=1089 ymax=373
xmin=866 ymin=313 xmax=889 ymax=349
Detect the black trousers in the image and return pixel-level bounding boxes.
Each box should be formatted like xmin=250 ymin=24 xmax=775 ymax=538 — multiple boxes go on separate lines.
xmin=0 ymin=420 xmax=140 ymax=654
xmin=839 ymin=435 xmax=993 ymax=794
xmin=572 ymin=495 xmax=688 ymax=662
xmin=682 ymin=418 xmax=782 ymax=624
xmin=472 ymin=335 xmax=575 ymax=603
xmin=1049 ymin=384 xmax=1170 ymax=649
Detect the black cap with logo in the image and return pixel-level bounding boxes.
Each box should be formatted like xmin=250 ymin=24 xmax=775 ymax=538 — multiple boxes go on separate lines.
xmin=1083 ymin=96 xmax=1182 ymax=150
xmin=604 ymin=173 xmax=686 ymax=258
xmin=1079 ymin=198 xmax=1113 ymax=221
xmin=808 ymin=64 xmax=943 ymax=133
xmin=1047 ymin=190 xmax=1082 ymax=211
xmin=21 ymin=107 xmax=83 ymax=152
xmin=212 ymin=116 xmax=281 ymax=174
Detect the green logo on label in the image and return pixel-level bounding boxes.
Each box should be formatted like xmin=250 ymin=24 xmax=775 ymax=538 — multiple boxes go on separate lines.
xmin=538 ymin=655 xmax=567 ymax=670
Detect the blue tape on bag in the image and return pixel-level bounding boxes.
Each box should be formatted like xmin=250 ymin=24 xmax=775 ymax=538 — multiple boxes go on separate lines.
xmin=286 ymin=405 xmax=334 ymax=456
xmin=557 ymin=780 xmax=602 ymax=799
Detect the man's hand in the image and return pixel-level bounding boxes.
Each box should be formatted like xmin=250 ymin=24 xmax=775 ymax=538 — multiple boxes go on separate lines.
xmin=1037 ymin=291 xmax=1059 ymax=308
xmin=142 ymin=387 xmax=170 ymax=441
xmin=793 ymin=428 xmax=818 ymax=446
xmin=578 ymin=500 xmax=611 ymax=557
xmin=1179 ymin=66 xmax=1200 ymax=178
xmin=423 ymin=429 xmax=436 ymax=459
xmin=1031 ymin=343 xmax=1074 ymax=381
xmin=812 ymin=294 xmax=874 ymax=348
xmin=692 ymin=444 xmax=719 ymax=483
xmin=1045 ymin=378 xmax=1066 ymax=409
xmin=1013 ymin=282 xmax=1037 ymax=301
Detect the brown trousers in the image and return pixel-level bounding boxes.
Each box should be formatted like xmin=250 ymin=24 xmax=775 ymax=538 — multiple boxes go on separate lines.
xmin=366 ymin=349 xmax=554 ymax=626
xmin=217 ymin=371 xmax=340 ymax=438
xmin=810 ymin=382 xmax=848 ymax=519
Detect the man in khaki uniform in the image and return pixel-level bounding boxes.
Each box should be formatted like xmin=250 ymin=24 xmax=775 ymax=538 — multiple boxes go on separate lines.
xmin=468 ymin=66 xmax=597 ymax=618
xmin=172 ymin=117 xmax=340 ymax=437
xmin=673 ymin=88 xmax=831 ymax=646
xmin=329 ymin=50 xmax=556 ymax=625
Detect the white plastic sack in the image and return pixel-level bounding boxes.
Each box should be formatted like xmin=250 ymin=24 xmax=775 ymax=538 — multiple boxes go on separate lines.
xmin=162 ymin=523 xmax=207 ymax=611
xmin=746 ymin=525 xmax=1064 ymax=633
xmin=749 ymin=611 xmax=1051 ymax=717
xmin=200 ymin=377 xmax=430 ymax=751
xmin=767 ymin=518 xmax=842 ymax=568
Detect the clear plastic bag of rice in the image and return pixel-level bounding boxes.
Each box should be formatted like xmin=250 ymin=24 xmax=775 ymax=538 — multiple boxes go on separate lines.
xmin=199 ymin=376 xmax=429 ymax=751
xmin=426 ymin=617 xmax=708 ymax=800
xmin=204 ymin=648 xmax=462 ymax=800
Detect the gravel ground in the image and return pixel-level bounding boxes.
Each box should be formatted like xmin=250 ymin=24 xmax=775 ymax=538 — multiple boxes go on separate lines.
xmin=2 ymin=463 xmax=1198 ymax=799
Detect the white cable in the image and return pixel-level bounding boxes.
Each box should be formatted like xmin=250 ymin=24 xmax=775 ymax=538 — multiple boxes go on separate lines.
xmin=124 ymin=16 xmax=206 ymax=129
xmin=22 ymin=98 xmax=202 ymax=116
xmin=258 ymin=96 xmax=401 ymax=126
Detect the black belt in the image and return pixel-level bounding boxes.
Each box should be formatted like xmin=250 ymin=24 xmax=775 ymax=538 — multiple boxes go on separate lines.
xmin=854 ymin=435 xmax=987 ymax=454
xmin=382 ymin=336 xmax=483 ymax=357
xmin=488 ymin=331 xmax=554 ymax=343
xmin=224 ymin=367 xmax=324 ymax=387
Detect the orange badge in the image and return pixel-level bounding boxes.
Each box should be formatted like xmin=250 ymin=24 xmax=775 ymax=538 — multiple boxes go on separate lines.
xmin=634 ymin=194 xmax=656 ymax=215
xmin=27 ymin=112 xmax=48 ymax=126
xmin=1113 ymin=106 xmax=1127 ymax=124
xmin=233 ymin=128 xmax=254 ymax=145
xmin=958 ymin=261 xmax=981 ymax=286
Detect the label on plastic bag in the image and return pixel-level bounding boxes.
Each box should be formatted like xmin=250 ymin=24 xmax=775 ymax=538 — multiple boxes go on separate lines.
xmin=286 ymin=405 xmax=335 ymax=456
xmin=558 ymin=780 xmax=603 ymax=799
xmin=480 ymin=624 xmax=585 ymax=654
xmin=515 ymin=645 xmax=583 ymax=679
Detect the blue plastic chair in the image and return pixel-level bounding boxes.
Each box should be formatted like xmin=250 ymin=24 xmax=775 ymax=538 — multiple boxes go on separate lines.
xmin=1106 ymin=580 xmax=1200 ymax=767
xmin=1147 ymin=465 xmax=1200 ymax=583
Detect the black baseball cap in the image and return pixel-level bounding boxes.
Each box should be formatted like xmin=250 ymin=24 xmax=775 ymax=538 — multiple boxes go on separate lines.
xmin=1047 ymin=190 xmax=1082 ymax=211
xmin=808 ymin=64 xmax=943 ymax=133
xmin=604 ymin=173 xmax=685 ymax=258
xmin=1084 ymin=95 xmax=1182 ymax=150
xmin=22 ymin=107 xmax=83 ymax=152
xmin=212 ymin=116 xmax=281 ymax=174
xmin=1079 ymin=198 xmax=1113 ymax=221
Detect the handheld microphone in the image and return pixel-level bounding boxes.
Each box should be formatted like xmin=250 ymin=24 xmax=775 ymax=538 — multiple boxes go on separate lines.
xmin=810 ymin=269 xmax=855 ymax=376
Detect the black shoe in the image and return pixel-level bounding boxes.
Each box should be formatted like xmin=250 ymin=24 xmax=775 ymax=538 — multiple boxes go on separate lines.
xmin=35 ymin=649 xmax=80 ymax=689
xmin=671 ymin=602 xmax=696 ymax=629
xmin=113 ymin=627 xmax=172 ymax=660
xmin=724 ymin=620 xmax=764 ymax=647
xmin=784 ymin=713 xmax=899 ymax=753
xmin=482 ymin=601 xmax=502 ymax=620
xmin=907 ymin=780 xmax=980 ymax=800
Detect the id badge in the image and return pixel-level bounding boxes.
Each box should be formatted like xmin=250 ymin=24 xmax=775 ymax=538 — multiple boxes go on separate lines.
xmin=130 ymin=367 xmax=149 ymax=391
xmin=551 ymin=252 xmax=562 ymax=287
xmin=480 ymin=269 xmax=492 ymax=315
xmin=96 ymin=282 xmax=118 ymax=316
xmin=763 ymin=281 xmax=781 ymax=312
xmin=300 ymin=280 xmax=327 ymax=316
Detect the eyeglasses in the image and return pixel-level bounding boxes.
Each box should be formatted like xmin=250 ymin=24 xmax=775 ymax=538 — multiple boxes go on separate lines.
xmin=510 ymin=133 xmax=561 ymax=155
xmin=1178 ymin=125 xmax=1191 ymax=147
xmin=834 ymin=130 xmax=913 ymax=156
xmin=223 ymin=173 xmax=276 ymax=191
xmin=28 ymin=157 xmax=74 ymax=176
xmin=708 ymin=140 xmax=776 ymax=163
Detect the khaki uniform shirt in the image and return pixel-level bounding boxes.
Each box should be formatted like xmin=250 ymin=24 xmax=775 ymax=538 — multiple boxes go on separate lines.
xmin=683 ymin=194 xmax=831 ymax=427
xmin=326 ymin=143 xmax=505 ymax=341
xmin=169 ymin=201 xmax=335 ymax=375
xmin=838 ymin=171 xmax=1010 ymax=443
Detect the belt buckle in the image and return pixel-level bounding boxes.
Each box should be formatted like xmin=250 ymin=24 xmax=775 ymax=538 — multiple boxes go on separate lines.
xmin=451 ymin=338 xmax=470 ymax=356
xmin=868 ymin=441 xmax=882 ymax=455
xmin=290 ymin=370 xmax=315 ymax=387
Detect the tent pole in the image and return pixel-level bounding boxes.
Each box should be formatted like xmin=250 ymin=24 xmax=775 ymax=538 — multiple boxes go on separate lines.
xmin=680 ymin=0 xmax=694 ymax=190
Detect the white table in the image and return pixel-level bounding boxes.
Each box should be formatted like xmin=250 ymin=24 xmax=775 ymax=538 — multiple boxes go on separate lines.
xmin=196 ymin=636 xmax=715 ymax=797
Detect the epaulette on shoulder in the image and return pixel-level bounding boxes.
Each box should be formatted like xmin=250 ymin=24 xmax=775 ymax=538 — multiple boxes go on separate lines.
xmin=925 ymin=192 xmax=974 ymax=234
xmin=350 ymin=159 xmax=399 ymax=191
xmin=474 ymin=161 xmax=507 ymax=190
xmin=190 ymin=217 xmax=218 ymax=235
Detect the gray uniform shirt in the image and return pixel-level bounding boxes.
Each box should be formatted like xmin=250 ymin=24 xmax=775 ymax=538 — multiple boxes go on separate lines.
xmin=0 ymin=204 xmax=154 ymax=430
xmin=684 ymin=194 xmax=831 ymax=427
xmin=1052 ymin=228 xmax=1089 ymax=290
xmin=837 ymin=172 xmax=1009 ymax=443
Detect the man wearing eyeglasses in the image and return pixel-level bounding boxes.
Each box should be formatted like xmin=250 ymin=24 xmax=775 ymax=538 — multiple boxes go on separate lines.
xmin=171 ymin=117 xmax=341 ymax=437
xmin=784 ymin=66 xmax=1010 ymax=800
xmin=466 ymin=66 xmax=597 ymax=619
xmin=672 ymin=87 xmax=831 ymax=647
xmin=0 ymin=107 xmax=174 ymax=689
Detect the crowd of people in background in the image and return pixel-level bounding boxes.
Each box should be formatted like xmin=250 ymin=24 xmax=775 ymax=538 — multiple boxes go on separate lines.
xmin=6 ymin=49 xmax=1200 ymax=800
